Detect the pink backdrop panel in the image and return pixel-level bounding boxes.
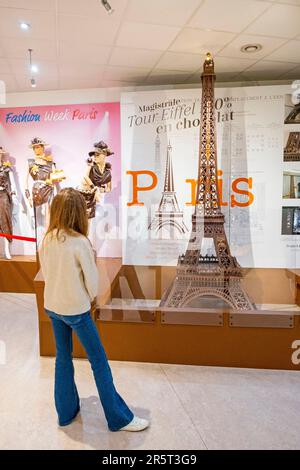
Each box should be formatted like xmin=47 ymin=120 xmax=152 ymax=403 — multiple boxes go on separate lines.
xmin=0 ymin=102 xmax=121 ymax=257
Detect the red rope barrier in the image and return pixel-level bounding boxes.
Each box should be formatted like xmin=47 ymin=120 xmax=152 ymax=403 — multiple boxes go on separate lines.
xmin=0 ymin=233 xmax=36 ymax=243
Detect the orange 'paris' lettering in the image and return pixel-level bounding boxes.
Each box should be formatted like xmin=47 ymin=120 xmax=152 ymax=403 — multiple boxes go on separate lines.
xmin=127 ymin=171 xmax=158 ymax=206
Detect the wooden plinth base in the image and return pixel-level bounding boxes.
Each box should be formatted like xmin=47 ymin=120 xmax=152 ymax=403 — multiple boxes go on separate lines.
xmin=98 ymin=312 xmax=300 ymax=370
xmin=35 ymin=308 xmax=300 ymax=370
xmin=33 ymin=260 xmax=300 ymax=371
xmin=0 ymin=256 xmax=38 ymax=293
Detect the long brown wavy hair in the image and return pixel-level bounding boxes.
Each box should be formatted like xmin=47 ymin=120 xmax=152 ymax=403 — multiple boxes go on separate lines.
xmin=44 ymin=188 xmax=88 ymax=241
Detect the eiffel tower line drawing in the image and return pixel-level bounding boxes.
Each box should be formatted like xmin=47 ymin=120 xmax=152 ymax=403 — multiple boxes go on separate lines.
xmin=148 ymin=141 xmax=188 ymax=235
xmin=160 ymin=53 xmax=255 ymax=311
xmin=154 ymin=134 xmax=162 ymax=180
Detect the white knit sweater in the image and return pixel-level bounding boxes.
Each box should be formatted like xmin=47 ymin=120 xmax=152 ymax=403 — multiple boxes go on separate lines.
xmin=39 ymin=231 xmax=98 ymax=315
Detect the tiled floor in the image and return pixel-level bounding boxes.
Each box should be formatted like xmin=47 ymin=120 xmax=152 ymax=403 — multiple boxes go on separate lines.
xmin=0 ymin=293 xmax=300 ymax=450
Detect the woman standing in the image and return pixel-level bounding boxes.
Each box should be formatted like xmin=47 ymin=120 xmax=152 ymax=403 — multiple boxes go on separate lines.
xmin=39 ymin=188 xmax=149 ymax=432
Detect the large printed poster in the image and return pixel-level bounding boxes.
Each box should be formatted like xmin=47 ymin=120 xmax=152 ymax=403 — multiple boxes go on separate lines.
xmin=121 ymin=84 xmax=300 ymax=268
xmin=0 ymin=102 xmax=121 ymax=257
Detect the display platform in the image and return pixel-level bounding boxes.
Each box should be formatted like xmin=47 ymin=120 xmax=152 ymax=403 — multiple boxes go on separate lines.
xmin=287 ymin=269 xmax=300 ymax=305
xmin=0 ymin=255 xmax=38 ymax=293
xmin=34 ymin=259 xmax=300 ymax=371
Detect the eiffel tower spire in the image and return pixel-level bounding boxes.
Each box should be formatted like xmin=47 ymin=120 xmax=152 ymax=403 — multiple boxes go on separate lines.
xmin=160 ymin=53 xmax=254 ymax=311
xmin=195 ymin=52 xmax=221 ymax=216
xmin=163 ymin=141 xmax=174 ymax=192
xmin=149 ymin=141 xmax=187 ymax=234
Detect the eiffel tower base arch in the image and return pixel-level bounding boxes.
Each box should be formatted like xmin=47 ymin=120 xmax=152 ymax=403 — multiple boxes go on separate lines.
xmin=161 ymin=275 xmax=254 ymax=311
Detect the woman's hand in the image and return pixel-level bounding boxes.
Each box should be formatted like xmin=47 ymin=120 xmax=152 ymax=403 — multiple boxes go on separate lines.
xmin=91 ymin=297 xmax=99 ymax=321
xmin=91 ymin=297 xmax=98 ymax=309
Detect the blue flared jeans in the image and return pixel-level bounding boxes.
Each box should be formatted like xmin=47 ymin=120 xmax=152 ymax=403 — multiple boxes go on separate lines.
xmin=45 ymin=309 xmax=134 ymax=431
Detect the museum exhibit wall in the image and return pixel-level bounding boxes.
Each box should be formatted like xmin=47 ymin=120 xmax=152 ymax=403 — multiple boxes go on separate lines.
xmin=3 ymin=79 xmax=300 ymax=368
xmin=1 ymin=81 xmax=299 ymax=272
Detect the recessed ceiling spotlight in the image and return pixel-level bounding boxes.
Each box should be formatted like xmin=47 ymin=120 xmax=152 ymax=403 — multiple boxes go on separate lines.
xmin=20 ymin=22 xmax=31 ymax=31
xmin=240 ymin=43 xmax=262 ymax=53
xmin=101 ymin=0 xmax=114 ymax=15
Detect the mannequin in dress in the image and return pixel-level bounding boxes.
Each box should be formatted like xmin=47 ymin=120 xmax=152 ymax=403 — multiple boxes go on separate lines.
xmin=77 ymin=176 xmax=101 ymax=220
xmin=85 ymin=141 xmax=114 ymax=193
xmin=25 ymin=137 xmax=64 ymax=243
xmin=0 ymin=147 xmax=18 ymax=259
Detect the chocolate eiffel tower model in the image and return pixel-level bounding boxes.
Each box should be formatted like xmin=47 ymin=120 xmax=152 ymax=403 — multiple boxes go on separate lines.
xmin=149 ymin=142 xmax=188 ymax=234
xmin=284 ymin=132 xmax=300 ymax=161
xmin=161 ymin=53 xmax=254 ymax=310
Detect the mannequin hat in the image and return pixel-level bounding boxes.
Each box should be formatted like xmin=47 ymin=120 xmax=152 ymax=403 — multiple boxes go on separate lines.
xmin=29 ymin=137 xmax=48 ymax=148
xmin=89 ymin=140 xmax=114 ymax=157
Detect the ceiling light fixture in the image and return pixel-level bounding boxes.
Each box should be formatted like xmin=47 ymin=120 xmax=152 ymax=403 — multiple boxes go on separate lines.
xmin=31 ymin=64 xmax=38 ymax=73
xmin=28 ymin=49 xmax=37 ymax=89
xmin=240 ymin=43 xmax=262 ymax=53
xmin=20 ymin=22 xmax=31 ymax=31
xmin=101 ymin=0 xmax=114 ymax=15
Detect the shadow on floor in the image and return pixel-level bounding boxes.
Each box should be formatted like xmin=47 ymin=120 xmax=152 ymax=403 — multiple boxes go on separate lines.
xmin=59 ymin=395 xmax=151 ymax=450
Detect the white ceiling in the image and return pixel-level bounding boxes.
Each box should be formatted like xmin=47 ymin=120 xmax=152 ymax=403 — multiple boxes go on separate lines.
xmin=0 ymin=0 xmax=299 ymax=93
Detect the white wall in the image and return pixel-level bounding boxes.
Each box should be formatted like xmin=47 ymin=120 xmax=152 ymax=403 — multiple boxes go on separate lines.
xmin=0 ymin=79 xmax=291 ymax=108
